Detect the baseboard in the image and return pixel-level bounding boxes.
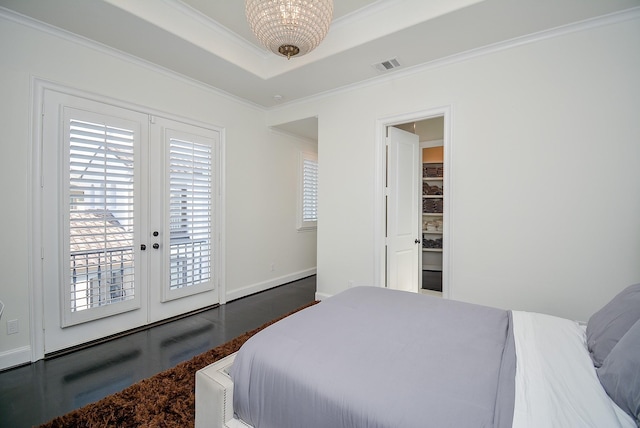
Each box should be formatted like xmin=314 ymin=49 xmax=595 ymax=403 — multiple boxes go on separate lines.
xmin=315 ymin=291 xmax=332 ymax=301
xmin=0 ymin=346 xmax=31 ymax=371
xmin=225 ymin=268 xmax=316 ymax=302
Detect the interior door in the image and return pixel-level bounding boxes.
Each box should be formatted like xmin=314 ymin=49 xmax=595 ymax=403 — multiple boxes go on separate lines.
xmin=386 ymin=127 xmax=420 ymax=292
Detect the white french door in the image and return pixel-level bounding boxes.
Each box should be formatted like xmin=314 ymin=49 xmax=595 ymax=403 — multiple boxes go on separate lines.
xmin=40 ymin=89 xmax=219 ymax=354
xmin=386 ymin=127 xmax=421 ymax=292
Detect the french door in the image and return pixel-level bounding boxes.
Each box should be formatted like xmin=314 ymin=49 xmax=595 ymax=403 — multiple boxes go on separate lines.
xmin=40 ymin=90 xmax=220 ymax=354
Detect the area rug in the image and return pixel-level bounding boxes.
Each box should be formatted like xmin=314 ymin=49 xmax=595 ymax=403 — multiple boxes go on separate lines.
xmin=40 ymin=301 xmax=317 ymax=428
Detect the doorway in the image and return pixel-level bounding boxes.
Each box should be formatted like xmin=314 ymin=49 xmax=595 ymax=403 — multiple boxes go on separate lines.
xmin=375 ymin=107 xmax=450 ymax=298
xmin=396 ymin=118 xmax=445 ymax=296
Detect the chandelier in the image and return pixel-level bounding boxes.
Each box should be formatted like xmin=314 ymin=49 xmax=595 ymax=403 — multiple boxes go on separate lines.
xmin=245 ymin=0 xmax=334 ymax=59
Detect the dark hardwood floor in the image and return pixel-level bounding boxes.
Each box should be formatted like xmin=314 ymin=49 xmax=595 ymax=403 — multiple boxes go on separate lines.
xmin=0 ymin=276 xmax=316 ymax=428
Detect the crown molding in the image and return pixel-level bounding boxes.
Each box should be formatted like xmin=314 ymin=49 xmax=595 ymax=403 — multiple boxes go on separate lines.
xmin=161 ymin=0 xmax=269 ymax=59
xmin=268 ymin=5 xmax=640 ymax=112
xmin=2 ymin=4 xmax=638 ymax=113
xmin=0 ymin=6 xmax=265 ymax=112
xmin=269 ymin=127 xmax=318 ymax=145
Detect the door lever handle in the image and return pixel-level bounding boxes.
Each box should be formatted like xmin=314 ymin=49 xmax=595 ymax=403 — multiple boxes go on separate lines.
xmin=415 ymin=239 xmax=421 ymax=244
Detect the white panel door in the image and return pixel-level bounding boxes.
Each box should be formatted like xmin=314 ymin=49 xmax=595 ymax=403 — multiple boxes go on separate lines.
xmin=386 ymin=127 xmax=420 ymax=292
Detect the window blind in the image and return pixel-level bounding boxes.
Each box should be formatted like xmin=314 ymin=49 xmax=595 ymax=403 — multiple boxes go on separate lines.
xmin=68 ymin=119 xmax=135 ymax=312
xmin=168 ymin=138 xmax=212 ymax=290
xmin=302 ymin=157 xmax=318 ymax=223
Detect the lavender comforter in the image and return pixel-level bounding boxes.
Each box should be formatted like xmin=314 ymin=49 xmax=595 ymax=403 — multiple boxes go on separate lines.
xmin=230 ymin=286 xmax=515 ymax=428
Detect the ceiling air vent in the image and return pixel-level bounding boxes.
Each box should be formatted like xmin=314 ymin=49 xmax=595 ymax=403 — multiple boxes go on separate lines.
xmin=372 ymin=58 xmax=401 ymax=73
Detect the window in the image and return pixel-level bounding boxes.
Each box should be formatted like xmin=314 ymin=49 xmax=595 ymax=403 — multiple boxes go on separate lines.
xmin=298 ymin=152 xmax=318 ymax=231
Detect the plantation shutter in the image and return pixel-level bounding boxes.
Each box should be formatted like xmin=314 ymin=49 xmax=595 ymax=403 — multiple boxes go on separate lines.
xmin=302 ymin=157 xmax=318 ymax=222
xmin=68 ymin=118 xmax=136 ymax=314
xmin=298 ymin=152 xmax=318 ymax=230
xmin=168 ymin=138 xmax=212 ymax=291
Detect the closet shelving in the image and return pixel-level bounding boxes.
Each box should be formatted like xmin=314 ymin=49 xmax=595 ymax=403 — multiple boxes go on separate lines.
xmin=421 ymin=148 xmax=444 ymax=288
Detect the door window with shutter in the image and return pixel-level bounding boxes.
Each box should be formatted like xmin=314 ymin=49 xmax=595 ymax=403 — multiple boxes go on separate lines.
xmin=68 ymin=118 xmax=137 ymax=316
xmin=162 ymin=128 xmax=215 ymax=302
xmin=61 ymin=107 xmax=144 ymax=329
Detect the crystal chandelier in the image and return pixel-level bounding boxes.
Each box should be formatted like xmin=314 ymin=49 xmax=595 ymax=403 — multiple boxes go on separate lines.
xmin=245 ymin=0 xmax=334 ymax=59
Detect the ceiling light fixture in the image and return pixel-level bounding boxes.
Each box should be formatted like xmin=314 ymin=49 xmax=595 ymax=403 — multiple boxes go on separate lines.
xmin=245 ymin=0 xmax=334 ymax=60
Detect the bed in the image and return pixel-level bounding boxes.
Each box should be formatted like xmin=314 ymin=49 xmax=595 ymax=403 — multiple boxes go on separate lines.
xmin=195 ymin=284 xmax=640 ymax=428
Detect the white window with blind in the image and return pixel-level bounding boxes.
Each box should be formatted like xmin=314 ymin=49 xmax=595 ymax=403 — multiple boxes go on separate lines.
xmin=298 ymin=152 xmax=318 ymax=231
xmin=37 ymin=84 xmax=222 ymax=355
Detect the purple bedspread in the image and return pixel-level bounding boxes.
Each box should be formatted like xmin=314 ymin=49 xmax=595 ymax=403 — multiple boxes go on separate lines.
xmin=231 ymin=286 xmax=515 ymax=428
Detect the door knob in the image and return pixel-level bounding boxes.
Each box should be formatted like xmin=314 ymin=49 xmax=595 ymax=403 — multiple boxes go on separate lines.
xmin=153 ymin=231 xmax=159 ymax=237
xmin=140 ymin=244 xmax=146 ymax=251
xmin=153 ymin=243 xmax=160 ymax=249
xmin=415 ymin=239 xmax=421 ymax=244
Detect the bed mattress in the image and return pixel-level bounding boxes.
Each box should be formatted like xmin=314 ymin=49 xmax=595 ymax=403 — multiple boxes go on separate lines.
xmin=230 ymin=286 xmax=516 ymax=428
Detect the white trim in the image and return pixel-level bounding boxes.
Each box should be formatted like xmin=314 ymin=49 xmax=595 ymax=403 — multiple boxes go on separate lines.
xmin=0 ymin=346 xmax=31 ymax=371
xmin=314 ymin=291 xmax=332 ymax=301
xmin=217 ymin=128 xmax=227 ymax=305
xmin=30 ymin=77 xmax=45 ymax=362
xmin=225 ymin=268 xmax=317 ymax=303
xmin=31 ymin=77 xmax=227 ymax=134
xmin=331 ymin=0 xmax=402 ymax=27
xmin=159 ymin=0 xmax=269 ymax=59
xmin=268 ymin=6 xmax=640 ymax=111
xmin=268 ymin=127 xmax=318 ymax=145
xmin=374 ymin=106 xmax=452 ymax=299
xmin=4 ymin=5 xmax=638 ymax=113
xmin=0 ymin=7 xmax=264 ymax=112
xmin=421 ymin=139 xmax=444 ymax=148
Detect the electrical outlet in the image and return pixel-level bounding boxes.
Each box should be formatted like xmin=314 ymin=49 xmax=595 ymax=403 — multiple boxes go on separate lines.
xmin=7 ymin=319 xmax=18 ymax=335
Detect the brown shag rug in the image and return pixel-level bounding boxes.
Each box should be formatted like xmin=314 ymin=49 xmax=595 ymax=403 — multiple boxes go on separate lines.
xmin=39 ymin=301 xmax=317 ymax=428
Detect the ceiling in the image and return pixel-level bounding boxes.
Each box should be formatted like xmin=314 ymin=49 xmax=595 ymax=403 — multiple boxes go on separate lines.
xmin=1 ymin=0 xmax=639 ymax=113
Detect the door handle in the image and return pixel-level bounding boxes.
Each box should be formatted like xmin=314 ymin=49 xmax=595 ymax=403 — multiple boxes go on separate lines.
xmin=415 ymin=239 xmax=421 ymax=244
xmin=141 ymin=244 xmax=146 ymax=251
xmin=153 ymin=243 xmax=160 ymax=249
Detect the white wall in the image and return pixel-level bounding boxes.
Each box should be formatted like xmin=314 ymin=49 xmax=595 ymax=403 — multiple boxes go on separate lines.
xmin=0 ymin=14 xmax=316 ymax=369
xmin=268 ymin=12 xmax=640 ymax=321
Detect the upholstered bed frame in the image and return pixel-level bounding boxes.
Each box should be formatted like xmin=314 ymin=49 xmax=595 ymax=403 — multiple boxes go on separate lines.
xmin=195 ymin=352 xmax=249 ymax=428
